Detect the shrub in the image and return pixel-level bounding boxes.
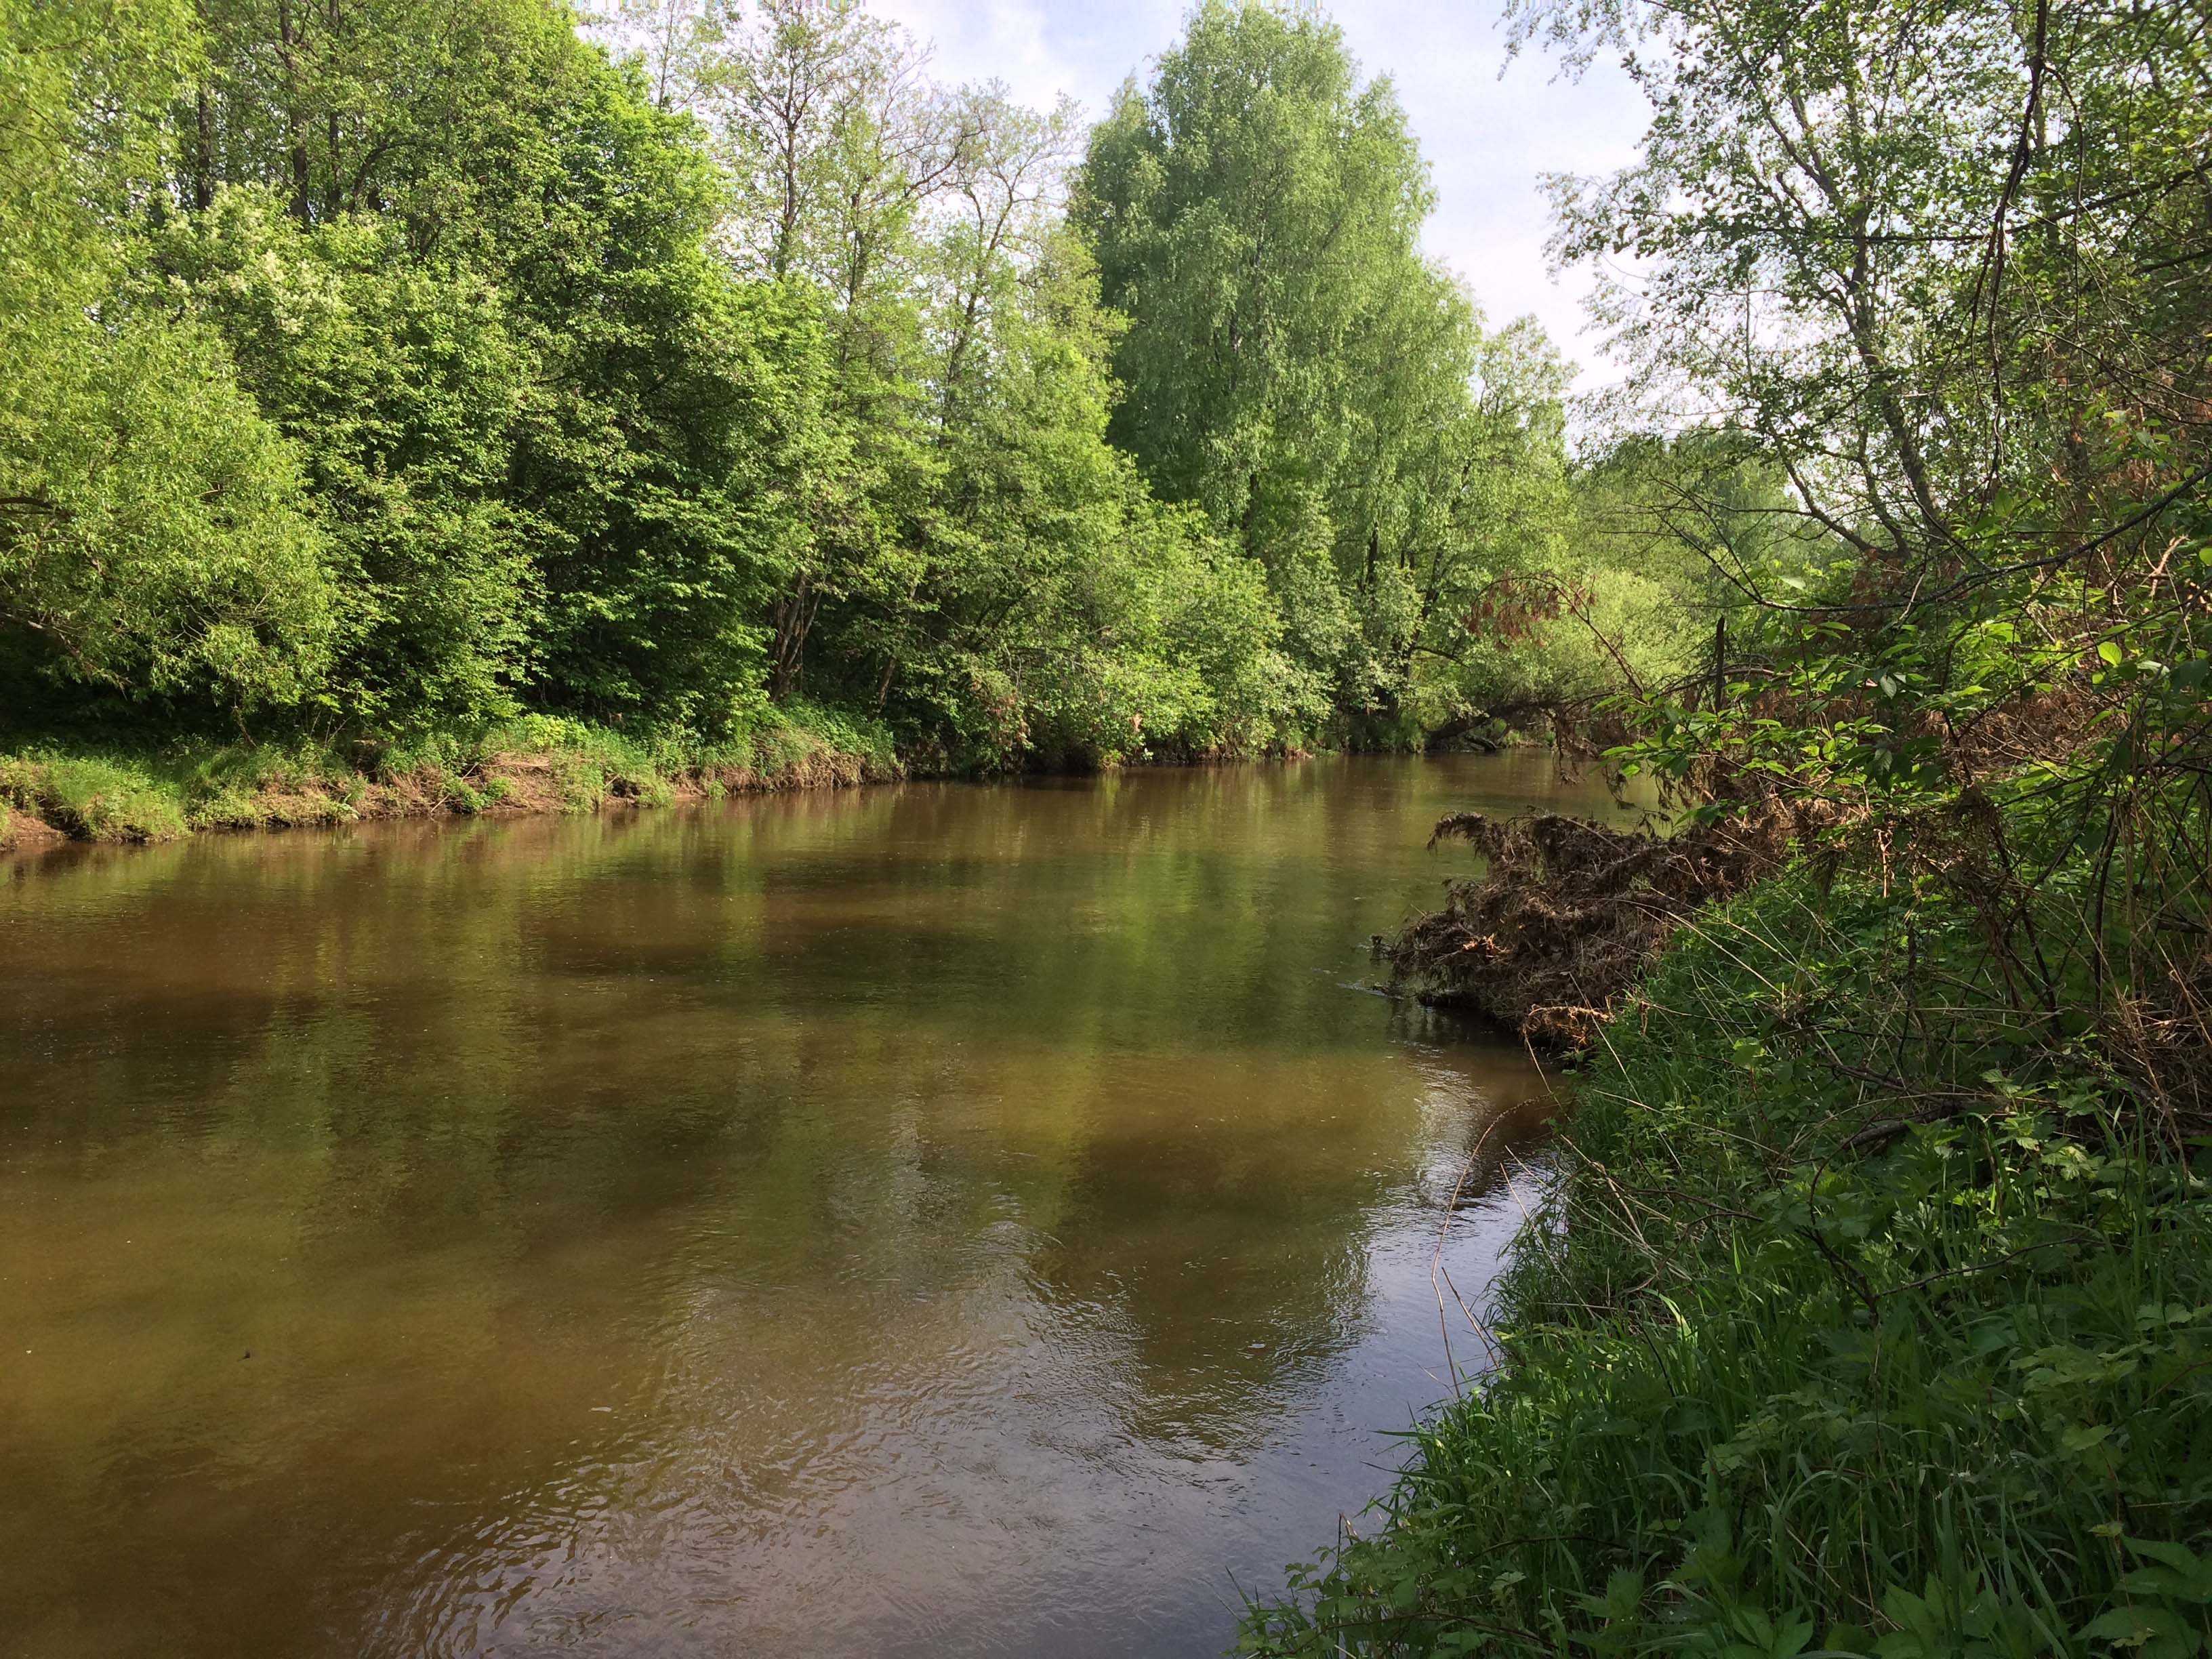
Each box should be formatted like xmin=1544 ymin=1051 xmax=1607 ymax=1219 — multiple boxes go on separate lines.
xmin=1241 ymin=853 xmax=2212 ymax=1656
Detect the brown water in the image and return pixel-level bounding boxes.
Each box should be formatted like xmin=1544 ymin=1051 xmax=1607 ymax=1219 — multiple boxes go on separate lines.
xmin=0 ymin=754 xmax=1625 ymax=1659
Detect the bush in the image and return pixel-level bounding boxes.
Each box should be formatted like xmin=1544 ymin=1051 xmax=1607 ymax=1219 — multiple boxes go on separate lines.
xmin=0 ymin=304 xmax=333 ymax=714
xmin=1240 ymin=855 xmax=2212 ymax=1657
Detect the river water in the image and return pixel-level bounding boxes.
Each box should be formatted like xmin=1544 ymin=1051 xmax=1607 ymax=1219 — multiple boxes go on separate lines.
xmin=0 ymin=753 xmax=1626 ymax=1659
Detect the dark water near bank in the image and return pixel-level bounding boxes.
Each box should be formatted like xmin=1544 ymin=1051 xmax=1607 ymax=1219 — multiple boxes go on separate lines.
xmin=1 ymin=754 xmax=1629 ymax=1659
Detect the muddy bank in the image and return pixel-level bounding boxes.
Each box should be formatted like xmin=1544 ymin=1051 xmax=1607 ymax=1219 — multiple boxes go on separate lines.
xmin=0 ymin=725 xmax=1315 ymax=856
xmin=0 ymin=803 xmax=67 ymax=855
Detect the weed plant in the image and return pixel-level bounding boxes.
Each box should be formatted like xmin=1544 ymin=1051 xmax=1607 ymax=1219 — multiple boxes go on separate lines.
xmin=1240 ymin=851 xmax=2212 ymax=1657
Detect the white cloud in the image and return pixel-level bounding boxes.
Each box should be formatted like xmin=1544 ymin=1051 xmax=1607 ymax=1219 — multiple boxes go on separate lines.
xmin=869 ymin=0 xmax=1650 ymax=388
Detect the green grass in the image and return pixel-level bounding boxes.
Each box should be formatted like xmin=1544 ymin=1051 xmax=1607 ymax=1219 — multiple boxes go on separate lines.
xmin=0 ymin=701 xmax=900 ymax=844
xmin=0 ymin=751 xmax=192 ymax=840
xmin=1240 ymin=861 xmax=2212 ymax=1658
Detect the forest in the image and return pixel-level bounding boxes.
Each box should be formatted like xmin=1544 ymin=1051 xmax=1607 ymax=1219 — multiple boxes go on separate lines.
xmin=2 ymin=0 xmax=1681 ymax=839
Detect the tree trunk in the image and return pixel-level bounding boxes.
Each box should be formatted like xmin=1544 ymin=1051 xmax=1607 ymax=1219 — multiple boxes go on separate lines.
xmin=279 ymin=1 xmax=312 ymax=223
xmin=192 ymin=87 xmax=216 ymax=210
xmin=768 ymin=579 xmax=816 ymax=702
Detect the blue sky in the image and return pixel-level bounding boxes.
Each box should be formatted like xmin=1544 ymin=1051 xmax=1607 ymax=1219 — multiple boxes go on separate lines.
xmin=869 ymin=0 xmax=1652 ymax=388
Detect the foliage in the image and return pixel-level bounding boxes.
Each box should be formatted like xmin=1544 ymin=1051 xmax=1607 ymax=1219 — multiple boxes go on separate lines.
xmin=1530 ymin=0 xmax=2212 ymax=1109
xmin=4 ymin=0 xmax=1636 ymax=775
xmin=0 ymin=0 xmax=333 ymax=718
xmin=0 ymin=306 xmax=335 ymax=715
xmin=142 ymin=191 xmax=535 ymax=727
xmin=1078 ymin=4 xmax=1607 ymax=739
xmin=1242 ymin=856 xmax=2212 ymax=1657
xmin=1253 ymin=0 xmax=2212 ymax=1649
xmin=614 ymin=0 xmax=1318 ymax=766
xmin=1080 ymin=1 xmax=1443 ymax=560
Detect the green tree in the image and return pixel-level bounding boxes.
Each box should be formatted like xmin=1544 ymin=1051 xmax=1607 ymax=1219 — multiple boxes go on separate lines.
xmin=884 ymin=217 xmax=1296 ymax=766
xmin=145 ymin=191 xmax=536 ymax=729
xmin=1078 ymin=1 xmax=1575 ymax=738
xmin=1525 ymin=0 xmax=2212 ymax=602
xmin=1 ymin=0 xmax=331 ymax=724
xmin=169 ymin=0 xmax=840 ymax=735
xmin=470 ymin=41 xmax=833 ymax=732
xmin=695 ymin=0 xmax=966 ymax=703
xmin=1078 ymin=3 xmax=1439 ymax=547
xmin=667 ymin=1 xmax=1300 ymax=764
xmin=174 ymin=0 xmax=569 ymax=236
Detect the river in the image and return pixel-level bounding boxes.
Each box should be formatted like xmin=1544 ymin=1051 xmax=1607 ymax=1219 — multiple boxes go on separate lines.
xmin=0 ymin=752 xmax=1628 ymax=1658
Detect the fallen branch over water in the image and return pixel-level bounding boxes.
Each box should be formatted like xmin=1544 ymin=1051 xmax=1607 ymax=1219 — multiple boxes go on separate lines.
xmin=1387 ymin=811 xmax=1780 ymax=1048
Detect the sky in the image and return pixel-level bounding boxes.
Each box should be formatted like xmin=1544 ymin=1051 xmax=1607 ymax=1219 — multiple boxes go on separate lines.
xmin=867 ymin=0 xmax=1653 ymax=388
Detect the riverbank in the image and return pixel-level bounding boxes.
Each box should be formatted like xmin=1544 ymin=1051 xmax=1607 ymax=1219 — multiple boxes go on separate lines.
xmin=0 ymin=705 xmax=900 ymax=853
xmin=1242 ymin=829 xmax=2212 ymax=1654
xmin=0 ymin=710 xmax=1374 ymax=855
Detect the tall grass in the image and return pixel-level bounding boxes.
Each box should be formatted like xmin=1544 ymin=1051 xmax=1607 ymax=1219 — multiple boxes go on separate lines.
xmin=1239 ymin=856 xmax=2212 ymax=1657
xmin=0 ymin=701 xmax=899 ymax=844
xmin=0 ymin=752 xmax=192 ymax=840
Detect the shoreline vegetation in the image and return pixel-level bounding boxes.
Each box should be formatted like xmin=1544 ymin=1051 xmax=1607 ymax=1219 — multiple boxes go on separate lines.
xmin=0 ymin=714 xmax=1357 ymax=855
xmin=0 ymin=708 xmax=899 ymax=855
xmin=1243 ymin=838 xmax=2212 ymax=1657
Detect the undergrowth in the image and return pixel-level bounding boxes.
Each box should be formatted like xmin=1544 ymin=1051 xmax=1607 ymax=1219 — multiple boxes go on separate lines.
xmin=1240 ymin=849 xmax=2212 ymax=1658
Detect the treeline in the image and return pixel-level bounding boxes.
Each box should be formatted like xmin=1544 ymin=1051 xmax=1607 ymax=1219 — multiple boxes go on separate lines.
xmin=2 ymin=0 xmax=1682 ymax=777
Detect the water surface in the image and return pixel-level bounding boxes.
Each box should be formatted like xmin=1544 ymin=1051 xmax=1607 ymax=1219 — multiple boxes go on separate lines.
xmin=0 ymin=754 xmax=1621 ymax=1658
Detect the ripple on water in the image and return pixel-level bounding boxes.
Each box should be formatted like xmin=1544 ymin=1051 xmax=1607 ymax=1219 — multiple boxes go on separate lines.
xmin=0 ymin=754 xmax=1635 ymax=1657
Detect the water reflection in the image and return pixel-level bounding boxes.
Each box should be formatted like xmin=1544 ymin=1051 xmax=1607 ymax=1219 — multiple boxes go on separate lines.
xmin=1 ymin=754 xmax=1621 ymax=1657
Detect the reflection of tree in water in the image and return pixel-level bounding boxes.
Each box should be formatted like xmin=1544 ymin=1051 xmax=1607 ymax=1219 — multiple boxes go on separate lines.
xmin=1020 ymin=1054 xmax=1555 ymax=1454
xmin=0 ymin=755 xmax=1603 ymax=1658
xmin=1021 ymin=1108 xmax=1395 ymax=1451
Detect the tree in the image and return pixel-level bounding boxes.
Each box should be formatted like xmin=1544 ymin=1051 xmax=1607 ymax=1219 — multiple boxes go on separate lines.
xmin=1514 ymin=0 xmax=2212 ymax=1145
xmin=145 ymin=191 xmax=537 ymax=729
xmin=1525 ymin=0 xmax=2212 ymax=601
xmin=6 ymin=0 xmax=1338 ymax=762
xmin=476 ymin=40 xmax=836 ymax=732
xmin=176 ymin=0 xmax=571 ymax=237
xmin=163 ymin=2 xmax=843 ymax=735
xmin=1 ymin=0 xmax=331 ymax=724
xmin=695 ymin=0 xmax=975 ymax=703
xmin=1078 ymin=0 xmax=1561 ymax=735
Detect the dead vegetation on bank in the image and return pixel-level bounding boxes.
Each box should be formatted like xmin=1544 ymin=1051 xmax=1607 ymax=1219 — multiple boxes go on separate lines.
xmin=1385 ymin=809 xmax=1783 ymax=1048
xmin=1389 ymin=760 xmax=2211 ymax=1140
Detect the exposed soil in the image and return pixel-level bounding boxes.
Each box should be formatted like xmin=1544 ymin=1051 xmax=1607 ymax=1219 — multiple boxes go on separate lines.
xmin=329 ymin=745 xmax=880 ymax=823
xmin=0 ymin=807 xmax=66 ymax=855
